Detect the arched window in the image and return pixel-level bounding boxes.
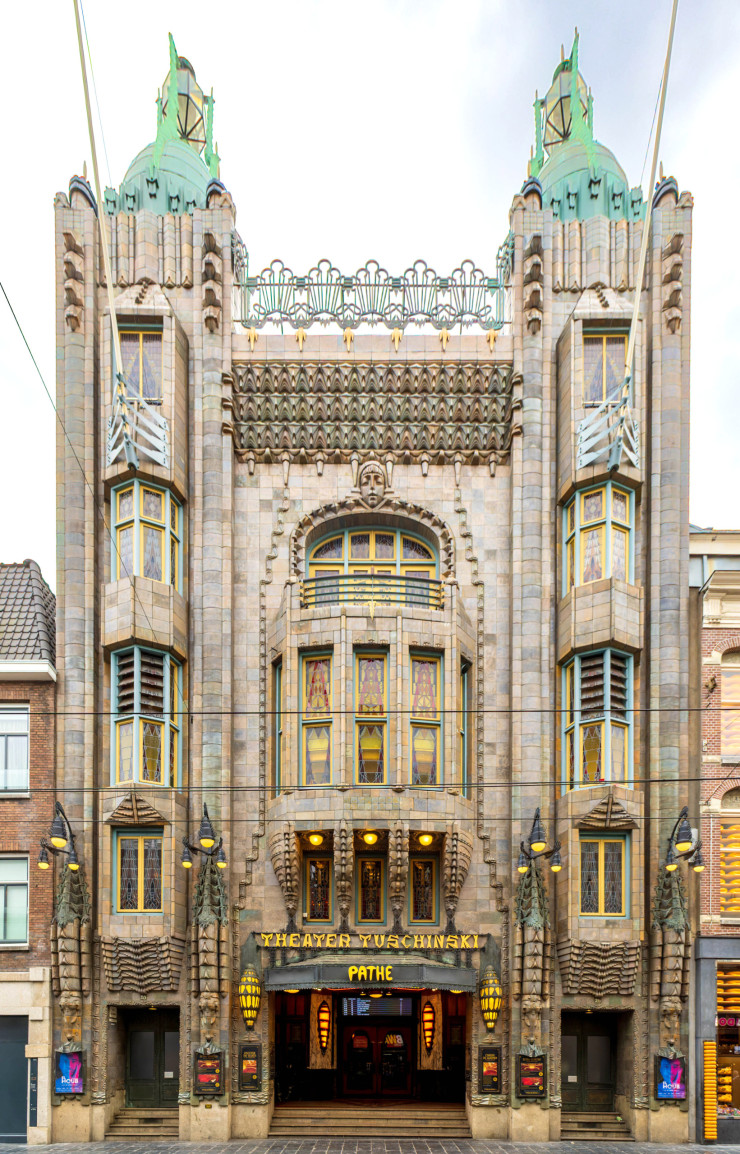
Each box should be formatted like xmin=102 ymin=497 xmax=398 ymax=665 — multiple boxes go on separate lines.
xmin=304 ymin=527 xmax=441 ymax=608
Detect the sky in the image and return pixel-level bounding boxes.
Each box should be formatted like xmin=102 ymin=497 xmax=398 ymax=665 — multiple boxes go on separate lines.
xmin=1 ymin=0 xmax=738 ymax=590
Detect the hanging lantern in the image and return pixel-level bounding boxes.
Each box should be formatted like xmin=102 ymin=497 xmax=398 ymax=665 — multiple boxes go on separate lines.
xmin=238 ymin=966 xmax=261 ymax=1029
xmin=421 ymin=1000 xmax=435 ymax=1053
xmin=479 ymin=966 xmax=503 ymax=1031
xmin=317 ymin=1000 xmax=331 ymax=1051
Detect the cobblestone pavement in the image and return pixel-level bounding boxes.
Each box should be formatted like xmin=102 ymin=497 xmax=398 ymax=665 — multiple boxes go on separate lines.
xmin=0 ymin=1142 xmax=737 ymax=1153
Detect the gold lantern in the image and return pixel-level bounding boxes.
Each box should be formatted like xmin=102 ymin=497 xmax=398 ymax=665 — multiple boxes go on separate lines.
xmin=317 ymin=1000 xmax=332 ymax=1051
xmin=479 ymin=966 xmax=503 ymax=1031
xmin=238 ymin=966 xmax=261 ymax=1029
xmin=421 ymin=1000 xmax=435 ymax=1053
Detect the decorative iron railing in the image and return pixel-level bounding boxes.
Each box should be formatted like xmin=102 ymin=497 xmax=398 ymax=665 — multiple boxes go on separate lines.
xmin=231 ymin=235 xmax=513 ymax=332
xmin=301 ymin=574 xmax=444 ymax=611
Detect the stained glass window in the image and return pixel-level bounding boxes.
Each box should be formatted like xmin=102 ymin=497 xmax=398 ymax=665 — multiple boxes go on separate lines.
xmin=358 ymin=724 xmax=384 ymax=784
xmin=375 ymin=533 xmax=395 ymax=558
xmin=119 ymin=837 xmax=140 ymax=910
xmin=118 ymin=834 xmax=163 ymax=912
xmin=141 ymin=722 xmax=163 ymax=783
xmin=581 ymin=528 xmax=604 ymax=583
xmin=358 ymin=858 xmax=384 ymax=922
xmin=562 ymin=650 xmax=632 ymax=791
xmin=113 ymin=649 xmax=181 ymax=787
xmin=411 ymin=656 xmax=441 ymax=786
xmin=564 ymin=484 xmax=632 ymax=592
xmin=307 ymin=530 xmax=439 ymax=608
xmin=306 ymin=857 xmax=332 ymax=921
xmin=305 ymin=724 xmax=331 ymax=786
xmin=582 ymin=491 xmax=604 ymax=523
xmin=303 ymin=655 xmax=332 ymax=785
xmin=582 ymin=334 xmax=627 ymax=406
xmin=142 ymin=489 xmax=163 ymax=521
xmin=356 ymin=655 xmax=386 ymax=784
xmin=612 ymin=529 xmax=627 ymax=581
xmin=357 ymin=657 xmax=385 ymax=714
xmin=350 ymin=533 xmax=371 ymax=559
xmin=402 ymin=537 xmax=433 ymax=561
xmin=459 ymin=665 xmax=470 ymax=798
xmin=305 ymin=657 xmax=331 ymax=716
xmin=580 ymin=838 xmax=625 ymax=916
xmin=117 ymin=720 xmax=134 ymax=782
xmin=273 ymin=662 xmax=282 ymax=794
xmin=113 ymin=481 xmax=180 ymax=589
xmin=612 ymin=490 xmax=628 ymax=523
xmin=120 ymin=330 xmax=162 ymax=401
xmin=313 ymin=536 xmax=343 ymax=560
xmin=610 ymin=723 xmax=626 ymax=781
xmin=410 ymin=859 xmax=436 ymax=923
xmin=581 ymin=724 xmax=602 ymax=782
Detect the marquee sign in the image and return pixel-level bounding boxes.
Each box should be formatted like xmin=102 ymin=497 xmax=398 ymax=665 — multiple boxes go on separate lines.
xmin=258 ymin=931 xmax=484 ymax=951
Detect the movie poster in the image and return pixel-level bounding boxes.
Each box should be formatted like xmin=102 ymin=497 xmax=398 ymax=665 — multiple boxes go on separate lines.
xmin=55 ymin=1050 xmax=83 ymax=1094
xmin=194 ymin=1052 xmax=223 ymax=1096
xmin=517 ymin=1053 xmax=547 ymax=1099
xmin=239 ymin=1044 xmax=262 ymax=1091
xmin=655 ymin=1055 xmax=687 ymax=1100
xmin=480 ymin=1046 xmax=502 ymax=1094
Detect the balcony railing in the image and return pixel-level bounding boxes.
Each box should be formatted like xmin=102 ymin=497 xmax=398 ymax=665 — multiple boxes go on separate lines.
xmin=300 ymin=574 xmax=444 ymax=610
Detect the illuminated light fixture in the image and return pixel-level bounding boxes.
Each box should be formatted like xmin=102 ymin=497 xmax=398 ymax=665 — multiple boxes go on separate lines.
xmin=450 ymin=989 xmax=464 ymax=995
xmin=238 ymin=966 xmax=262 ymax=1029
xmin=675 ymin=811 xmax=694 ymax=855
xmin=49 ymin=809 xmax=68 ymax=850
xmin=181 ymin=841 xmax=193 ymax=868
xmin=308 ymin=832 xmax=324 ymax=847
xmin=418 ymin=833 xmax=434 ymax=847
xmin=67 ymin=847 xmax=80 ymax=872
xmin=665 ymin=845 xmax=678 ymax=872
xmin=39 ymin=803 xmax=80 ymax=872
xmin=369 ymin=992 xmax=383 ymax=999
xmin=284 ymin=989 xmax=300 ymax=995
xmin=692 ymin=850 xmax=706 ymax=873
xmin=317 ymin=1000 xmax=332 ymax=1051
xmin=421 ymin=1000 xmax=436 ymax=1053
xmin=550 ymin=846 xmax=562 ymax=873
xmin=528 ymin=808 xmax=547 ymax=854
xmin=216 ymin=844 xmax=228 ymax=869
xmin=517 ymin=851 xmax=529 ymax=874
xmin=198 ymin=804 xmax=217 ymax=849
xmin=37 ymin=844 xmax=50 ymax=870
xmin=479 ymin=966 xmax=503 ymax=1031
xmin=362 ymin=830 xmax=378 ymax=846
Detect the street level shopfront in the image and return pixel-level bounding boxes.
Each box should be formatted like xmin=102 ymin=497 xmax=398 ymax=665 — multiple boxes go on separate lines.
xmin=695 ymin=938 xmax=740 ymax=1142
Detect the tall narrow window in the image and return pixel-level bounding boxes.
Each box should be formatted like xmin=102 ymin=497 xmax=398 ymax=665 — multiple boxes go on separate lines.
xmin=301 ymin=654 xmax=332 ymax=786
xmin=355 ymin=653 xmax=387 ymax=785
xmin=113 ymin=648 xmax=182 ymax=787
xmin=582 ymin=333 xmax=627 ymax=406
xmin=304 ymin=856 xmax=332 ymax=922
xmin=410 ymin=655 xmax=441 ymax=786
xmin=563 ymin=483 xmax=633 ymax=592
xmin=409 ymin=858 xmax=438 ymax=924
xmin=357 ymin=857 xmax=385 ymax=923
xmin=579 ymin=837 xmax=626 ymax=916
xmin=113 ymin=481 xmax=181 ymax=590
xmin=273 ymin=661 xmax=283 ymax=794
xmin=0 ymin=858 xmax=29 ymax=944
xmin=562 ymin=650 xmax=632 ymax=789
xmin=120 ymin=329 xmax=163 ymax=401
xmin=0 ymin=709 xmax=29 ymax=792
xmin=722 ymin=662 xmax=740 ymax=758
xmin=459 ymin=664 xmax=470 ymax=798
xmin=117 ymin=832 xmax=163 ymax=912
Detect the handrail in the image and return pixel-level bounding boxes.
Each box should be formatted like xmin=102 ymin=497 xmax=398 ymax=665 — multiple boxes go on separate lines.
xmin=301 ymin=574 xmax=443 ymax=610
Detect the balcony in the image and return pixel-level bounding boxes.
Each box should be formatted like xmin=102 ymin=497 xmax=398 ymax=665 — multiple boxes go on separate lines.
xmin=300 ymin=574 xmax=444 ymax=610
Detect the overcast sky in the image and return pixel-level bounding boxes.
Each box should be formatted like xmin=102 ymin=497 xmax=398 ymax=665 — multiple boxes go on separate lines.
xmin=1 ymin=0 xmax=738 ymax=590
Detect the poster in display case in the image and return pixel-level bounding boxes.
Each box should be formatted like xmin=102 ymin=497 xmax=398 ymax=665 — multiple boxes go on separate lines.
xmin=55 ymin=1050 xmax=83 ymax=1094
xmin=239 ymin=1043 xmax=262 ymax=1091
xmin=194 ymin=1051 xmax=224 ymax=1096
xmin=480 ymin=1045 xmax=502 ymax=1094
xmin=516 ymin=1053 xmax=547 ymax=1099
xmin=654 ymin=1054 xmax=687 ymax=1100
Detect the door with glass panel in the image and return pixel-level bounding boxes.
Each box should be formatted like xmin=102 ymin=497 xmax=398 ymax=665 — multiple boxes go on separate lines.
xmin=126 ymin=1009 xmax=179 ymax=1107
xmin=561 ymin=1013 xmax=616 ymax=1111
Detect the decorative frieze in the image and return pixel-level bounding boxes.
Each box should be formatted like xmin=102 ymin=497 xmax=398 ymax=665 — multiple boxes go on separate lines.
xmin=557 ymin=938 xmax=640 ymax=996
xmin=269 ymin=822 xmax=300 ymax=931
xmin=105 ymin=792 xmax=168 ymax=826
xmin=101 ymin=933 xmax=186 ymax=994
xmin=442 ymin=826 xmax=473 ymax=932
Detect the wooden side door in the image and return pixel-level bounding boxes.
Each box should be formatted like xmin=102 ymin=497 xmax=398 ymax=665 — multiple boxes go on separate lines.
xmin=560 ymin=1013 xmax=615 ymax=1112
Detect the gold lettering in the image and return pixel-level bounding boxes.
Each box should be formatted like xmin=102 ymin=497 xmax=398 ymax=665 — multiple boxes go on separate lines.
xmin=326 ymin=934 xmax=337 ymax=948
xmin=433 ymin=935 xmax=444 ymax=949
xmin=460 ymin=935 xmax=471 ymax=949
xmin=289 ymin=933 xmax=299 ymax=947
xmin=426 ymin=935 xmax=432 ymax=949
xmin=276 ymin=933 xmax=287 ymax=947
xmin=260 ymin=934 xmax=273 ymax=947
xmin=447 ymin=935 xmax=459 ymax=949
xmin=387 ymin=935 xmax=399 ymax=949
xmin=303 ymin=934 xmax=313 ymax=947
xmin=339 ymin=933 xmax=351 ymax=948
xmin=368 ymin=966 xmax=377 ymax=981
xmin=373 ymin=935 xmax=385 ymax=949
xmin=387 ymin=965 xmax=393 ymax=981
xmin=358 ymin=966 xmax=368 ymax=982
xmin=348 ymin=966 xmax=359 ymax=981
xmin=314 ymin=934 xmax=326 ymax=948
xmin=359 ymin=934 xmax=371 ymax=948
xmin=414 ymin=935 xmax=425 ymax=949
xmin=401 ymin=935 xmax=411 ymax=948
xmin=473 ymin=934 xmax=479 ymax=949
xmin=377 ymin=966 xmax=386 ymax=982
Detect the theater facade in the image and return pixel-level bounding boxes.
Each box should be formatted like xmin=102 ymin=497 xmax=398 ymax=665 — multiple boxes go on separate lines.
xmin=49 ymin=32 xmax=694 ymax=1144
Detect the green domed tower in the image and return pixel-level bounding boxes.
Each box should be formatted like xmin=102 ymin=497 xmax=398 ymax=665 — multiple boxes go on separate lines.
xmin=528 ymin=31 xmax=644 ymax=221
xmin=104 ymin=34 xmax=220 ymax=215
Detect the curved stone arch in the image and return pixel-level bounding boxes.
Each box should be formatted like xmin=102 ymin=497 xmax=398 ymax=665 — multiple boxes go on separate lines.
xmin=290 ymin=495 xmax=456 ymax=580
xmin=715 ymin=635 xmax=740 ymax=657
xmin=719 ymin=781 xmax=740 ymax=807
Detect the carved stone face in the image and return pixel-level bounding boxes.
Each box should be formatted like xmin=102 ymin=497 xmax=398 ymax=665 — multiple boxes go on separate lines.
xmin=199 ymin=991 xmax=220 ymax=1042
xmin=359 ymin=462 xmax=386 ymax=508
xmin=59 ymin=990 xmax=82 ymax=1043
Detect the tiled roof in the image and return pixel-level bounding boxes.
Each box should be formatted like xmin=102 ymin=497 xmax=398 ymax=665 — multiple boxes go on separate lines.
xmin=0 ymin=560 xmax=56 ymax=664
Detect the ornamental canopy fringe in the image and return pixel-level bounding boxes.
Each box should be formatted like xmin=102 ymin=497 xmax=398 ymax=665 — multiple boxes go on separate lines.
xmin=232 ymin=238 xmax=513 ymax=332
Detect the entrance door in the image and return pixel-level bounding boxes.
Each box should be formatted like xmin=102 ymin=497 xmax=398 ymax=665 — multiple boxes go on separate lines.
xmin=561 ymin=1013 xmax=616 ymax=1111
xmin=0 ymin=1016 xmax=28 ymax=1143
xmin=126 ymin=1010 xmax=179 ymax=1107
xmin=342 ymin=1025 xmax=412 ymax=1097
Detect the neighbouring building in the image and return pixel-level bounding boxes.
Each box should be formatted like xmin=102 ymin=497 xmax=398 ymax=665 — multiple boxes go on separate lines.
xmin=690 ymin=529 xmax=740 ymax=1143
xmin=49 ymin=31 xmax=695 ymax=1142
xmin=0 ymin=560 xmax=57 ymax=1144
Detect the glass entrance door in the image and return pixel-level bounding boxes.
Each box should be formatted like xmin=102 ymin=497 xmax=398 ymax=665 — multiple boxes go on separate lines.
xmin=342 ymin=1025 xmax=412 ymax=1097
xmin=561 ymin=1012 xmax=616 ymax=1111
xmin=125 ymin=1010 xmax=179 ymax=1107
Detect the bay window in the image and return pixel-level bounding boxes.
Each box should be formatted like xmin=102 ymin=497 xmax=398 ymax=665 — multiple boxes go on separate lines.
xmin=562 ymin=649 xmax=632 ymax=788
xmin=563 ymin=482 xmax=633 ymax=591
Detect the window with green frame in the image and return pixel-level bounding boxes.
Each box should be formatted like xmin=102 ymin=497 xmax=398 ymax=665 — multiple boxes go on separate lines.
xmin=356 ymin=856 xmax=386 ymax=923
xmin=304 ymin=855 xmax=333 ymax=922
xmin=459 ymin=663 xmax=470 ymax=798
xmin=582 ymin=333 xmax=627 ymax=406
xmin=579 ymin=835 xmax=627 ymax=916
xmin=112 ymin=648 xmax=183 ymax=787
xmin=409 ymin=857 xmax=439 ymax=924
xmin=112 ymin=480 xmax=182 ymax=590
xmin=355 ymin=652 xmax=387 ymax=785
xmin=562 ymin=650 xmax=632 ymax=789
xmin=563 ymin=483 xmax=632 ymax=592
xmin=410 ymin=654 xmax=441 ymax=786
xmin=119 ymin=328 xmax=163 ymax=401
xmin=116 ymin=830 xmax=163 ymax=912
xmin=301 ymin=653 xmax=332 ymax=786
xmin=273 ymin=660 xmax=283 ymax=794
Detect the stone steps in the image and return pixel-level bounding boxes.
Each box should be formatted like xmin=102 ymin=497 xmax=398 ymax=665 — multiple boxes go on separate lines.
xmin=105 ymin=1107 xmax=179 ymax=1140
xmin=270 ymin=1103 xmax=470 ymax=1138
xmin=561 ymin=1110 xmax=633 ymax=1141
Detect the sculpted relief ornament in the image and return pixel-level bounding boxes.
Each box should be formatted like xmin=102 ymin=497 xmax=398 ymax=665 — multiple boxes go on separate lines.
xmin=51 ymin=864 xmax=91 ymax=1051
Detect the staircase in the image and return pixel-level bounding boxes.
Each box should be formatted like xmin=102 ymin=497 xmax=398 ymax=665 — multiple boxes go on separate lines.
xmin=561 ymin=1111 xmax=633 ymax=1141
xmin=105 ymin=1107 xmax=179 ymax=1140
xmin=270 ymin=1102 xmax=470 ymax=1138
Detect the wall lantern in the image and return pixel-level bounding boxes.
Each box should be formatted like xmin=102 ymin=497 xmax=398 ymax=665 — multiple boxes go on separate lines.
xmin=197 ymin=803 xmax=217 ymax=849
xmin=421 ymin=1000 xmax=436 ymax=1053
xmin=418 ymin=833 xmax=434 ymax=847
xmin=664 ymin=806 xmax=704 ymax=873
xmin=38 ymin=802 xmax=80 ymax=871
xmin=308 ymin=832 xmax=324 ymax=847
xmin=362 ymin=830 xmax=378 ymax=846
xmin=515 ymin=807 xmax=561 ymax=875
xmin=479 ymin=966 xmax=503 ymax=1031
xmin=317 ymin=1000 xmax=332 ymax=1051
xmin=238 ymin=966 xmax=262 ymax=1029
xmin=182 ymin=804 xmax=228 ymax=870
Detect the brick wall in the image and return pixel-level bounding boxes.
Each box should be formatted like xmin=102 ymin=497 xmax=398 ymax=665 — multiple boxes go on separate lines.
xmin=0 ymin=680 xmax=55 ymax=967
